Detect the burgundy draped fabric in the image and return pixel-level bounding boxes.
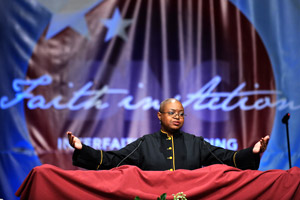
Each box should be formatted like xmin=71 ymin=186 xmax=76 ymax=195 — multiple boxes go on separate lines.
xmin=16 ymin=164 xmax=300 ymax=200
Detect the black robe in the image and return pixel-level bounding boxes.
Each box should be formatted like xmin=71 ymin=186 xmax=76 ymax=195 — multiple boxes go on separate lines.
xmin=72 ymin=131 xmax=260 ymax=171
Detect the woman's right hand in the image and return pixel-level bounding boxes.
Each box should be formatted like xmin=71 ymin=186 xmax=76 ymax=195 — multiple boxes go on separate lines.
xmin=67 ymin=131 xmax=83 ymax=150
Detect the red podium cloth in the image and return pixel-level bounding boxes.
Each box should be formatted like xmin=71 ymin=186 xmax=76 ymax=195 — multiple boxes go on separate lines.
xmin=16 ymin=164 xmax=300 ymax=200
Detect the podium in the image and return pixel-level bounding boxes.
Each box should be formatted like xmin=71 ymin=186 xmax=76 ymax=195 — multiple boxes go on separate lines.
xmin=16 ymin=164 xmax=300 ymax=200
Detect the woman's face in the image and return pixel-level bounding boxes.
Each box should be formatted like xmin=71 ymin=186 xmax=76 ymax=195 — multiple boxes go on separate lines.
xmin=158 ymin=100 xmax=184 ymax=133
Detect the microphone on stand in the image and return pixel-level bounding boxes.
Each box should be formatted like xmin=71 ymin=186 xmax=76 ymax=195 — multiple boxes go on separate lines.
xmin=282 ymin=113 xmax=290 ymax=124
xmin=200 ymin=136 xmax=224 ymax=165
xmin=116 ymin=137 xmax=145 ymax=167
xmin=282 ymin=113 xmax=292 ymax=168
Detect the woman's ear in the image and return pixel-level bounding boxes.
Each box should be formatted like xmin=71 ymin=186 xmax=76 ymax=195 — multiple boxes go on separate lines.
xmin=157 ymin=111 xmax=162 ymax=121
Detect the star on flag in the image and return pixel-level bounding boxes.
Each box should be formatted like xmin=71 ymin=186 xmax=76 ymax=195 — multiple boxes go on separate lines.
xmin=37 ymin=0 xmax=103 ymax=39
xmin=100 ymin=8 xmax=133 ymax=42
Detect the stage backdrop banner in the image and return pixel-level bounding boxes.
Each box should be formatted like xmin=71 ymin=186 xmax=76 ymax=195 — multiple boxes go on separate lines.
xmin=0 ymin=0 xmax=300 ymax=199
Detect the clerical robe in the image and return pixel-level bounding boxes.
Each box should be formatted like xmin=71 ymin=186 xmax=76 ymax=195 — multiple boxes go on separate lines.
xmin=72 ymin=131 xmax=260 ymax=171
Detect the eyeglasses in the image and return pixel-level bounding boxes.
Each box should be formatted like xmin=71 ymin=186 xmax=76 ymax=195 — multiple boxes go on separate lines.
xmin=160 ymin=111 xmax=186 ymax=118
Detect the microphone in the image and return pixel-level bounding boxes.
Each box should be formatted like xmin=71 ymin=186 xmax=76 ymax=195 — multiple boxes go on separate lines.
xmin=281 ymin=113 xmax=292 ymax=168
xmin=200 ymin=136 xmax=224 ymax=165
xmin=116 ymin=137 xmax=145 ymax=167
xmin=282 ymin=113 xmax=290 ymax=124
